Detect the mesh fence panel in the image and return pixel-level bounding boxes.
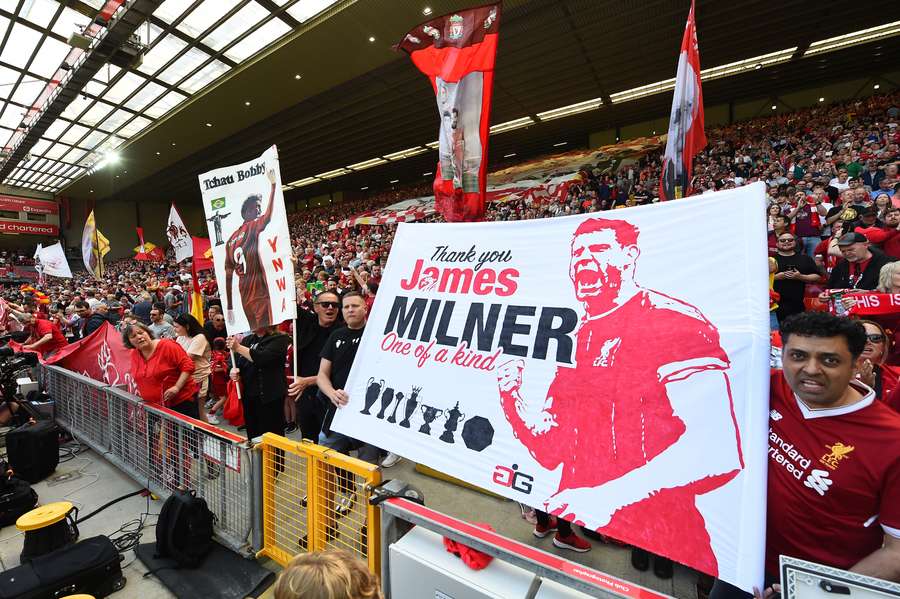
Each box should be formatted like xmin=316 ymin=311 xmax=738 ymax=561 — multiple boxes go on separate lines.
xmin=258 ymin=434 xmax=381 ymax=572
xmin=44 ymin=364 xmax=254 ymax=554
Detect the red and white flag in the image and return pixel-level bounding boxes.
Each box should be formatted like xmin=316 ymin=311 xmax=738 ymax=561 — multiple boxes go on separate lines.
xmin=136 ymin=227 xmax=146 ymax=254
xmin=167 ymin=204 xmax=193 ymax=263
xmin=660 ymin=0 xmax=706 ymax=201
xmin=399 ymin=4 xmax=500 ymax=222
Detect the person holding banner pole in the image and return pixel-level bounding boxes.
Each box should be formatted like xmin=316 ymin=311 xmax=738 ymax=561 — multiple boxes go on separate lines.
xmin=227 ymin=326 xmax=290 ymax=440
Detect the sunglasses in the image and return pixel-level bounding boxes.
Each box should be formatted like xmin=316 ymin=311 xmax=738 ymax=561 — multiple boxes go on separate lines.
xmin=866 ymin=334 xmax=885 ymax=343
xmin=316 ymin=301 xmax=340 ymax=309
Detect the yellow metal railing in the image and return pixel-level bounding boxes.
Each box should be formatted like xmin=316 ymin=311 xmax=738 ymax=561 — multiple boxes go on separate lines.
xmin=256 ymin=433 xmax=381 ymax=573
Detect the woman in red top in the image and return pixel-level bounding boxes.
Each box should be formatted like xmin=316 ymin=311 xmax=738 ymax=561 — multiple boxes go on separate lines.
xmin=123 ymin=322 xmax=198 ymax=417
xmin=123 ymin=322 xmax=200 ymax=487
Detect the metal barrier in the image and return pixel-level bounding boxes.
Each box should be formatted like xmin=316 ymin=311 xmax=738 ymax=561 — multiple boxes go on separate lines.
xmin=256 ymin=432 xmax=381 ymax=573
xmin=377 ymin=491 xmax=672 ymax=599
xmin=43 ymin=364 xmax=256 ymax=555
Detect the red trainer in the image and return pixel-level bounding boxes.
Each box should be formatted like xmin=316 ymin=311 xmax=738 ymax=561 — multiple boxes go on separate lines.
xmin=553 ymin=532 xmax=591 ymax=553
xmin=533 ymin=516 xmax=558 ymax=538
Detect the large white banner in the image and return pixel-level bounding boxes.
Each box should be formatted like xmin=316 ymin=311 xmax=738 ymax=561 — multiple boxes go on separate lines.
xmin=34 ymin=241 xmax=72 ymax=278
xmin=334 ymin=183 xmax=770 ymax=591
xmin=166 ymin=204 xmax=193 ymax=263
xmin=198 ymin=145 xmax=296 ymax=333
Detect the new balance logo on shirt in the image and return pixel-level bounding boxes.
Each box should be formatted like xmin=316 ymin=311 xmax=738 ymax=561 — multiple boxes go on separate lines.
xmin=803 ymin=469 xmax=832 ymax=496
xmin=770 ymin=409 xmax=783 ymax=421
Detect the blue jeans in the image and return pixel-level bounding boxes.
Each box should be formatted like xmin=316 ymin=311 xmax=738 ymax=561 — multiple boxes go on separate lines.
xmin=770 ymin=311 xmax=779 ymax=332
xmin=801 ymin=235 xmax=821 ymax=257
xmin=318 ymin=429 xmax=382 ymax=464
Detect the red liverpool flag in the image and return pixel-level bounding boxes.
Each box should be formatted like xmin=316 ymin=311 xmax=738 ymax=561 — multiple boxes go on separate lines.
xmin=399 ymin=4 xmax=500 ymax=222
xmin=191 ymin=236 xmax=214 ymax=288
xmin=660 ymin=0 xmax=706 ymax=201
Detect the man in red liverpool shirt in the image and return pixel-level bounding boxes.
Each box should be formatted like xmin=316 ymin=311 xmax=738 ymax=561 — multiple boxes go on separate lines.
xmin=497 ymin=217 xmax=743 ymax=575
xmin=21 ymin=312 xmax=66 ymax=357
xmin=770 ymin=313 xmax=900 ymax=577
xmin=225 ymin=169 xmax=277 ymax=330
xmin=712 ymin=312 xmax=900 ymax=599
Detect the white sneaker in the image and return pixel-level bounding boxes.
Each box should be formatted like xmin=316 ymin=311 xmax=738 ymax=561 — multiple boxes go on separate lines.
xmin=207 ymin=414 xmax=220 ymax=425
xmin=335 ymin=491 xmax=356 ymax=516
xmin=380 ymin=452 xmax=402 ymax=468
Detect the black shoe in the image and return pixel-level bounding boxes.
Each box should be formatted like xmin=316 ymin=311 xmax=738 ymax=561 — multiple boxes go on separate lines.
xmin=653 ymin=556 xmax=673 ymax=579
xmin=631 ymin=547 xmax=650 ymax=572
xmin=325 ymin=524 xmax=339 ymax=542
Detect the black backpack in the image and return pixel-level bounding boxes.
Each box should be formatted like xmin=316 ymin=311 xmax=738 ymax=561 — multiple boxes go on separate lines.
xmin=154 ymin=489 xmax=215 ymax=568
xmin=0 ymin=462 xmax=38 ymax=528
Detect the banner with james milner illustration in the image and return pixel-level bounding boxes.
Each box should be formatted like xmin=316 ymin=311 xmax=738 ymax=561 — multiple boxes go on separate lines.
xmin=198 ymin=145 xmax=296 ymax=333
xmin=333 ymin=182 xmax=770 ymax=590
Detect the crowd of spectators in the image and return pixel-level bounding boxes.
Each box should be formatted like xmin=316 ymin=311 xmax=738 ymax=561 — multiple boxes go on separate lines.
xmin=1 ymin=91 xmax=899 ymax=593
xmin=0 ymin=249 xmax=34 ymax=267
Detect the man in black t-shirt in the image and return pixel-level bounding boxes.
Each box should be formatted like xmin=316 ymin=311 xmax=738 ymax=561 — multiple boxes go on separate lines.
xmin=287 ymin=291 xmax=341 ymax=440
xmin=317 ymin=292 xmax=401 ymax=467
xmin=316 ymin=292 xmax=401 ymax=520
xmin=826 ymin=232 xmax=895 ymax=291
xmin=317 ymin=292 xmax=372 ymax=453
xmin=772 ymin=233 xmax=821 ymax=324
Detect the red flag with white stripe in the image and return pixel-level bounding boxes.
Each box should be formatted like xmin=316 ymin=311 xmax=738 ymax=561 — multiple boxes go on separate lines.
xmin=660 ymin=0 xmax=706 ymax=201
xmin=399 ymin=4 xmax=500 ymax=222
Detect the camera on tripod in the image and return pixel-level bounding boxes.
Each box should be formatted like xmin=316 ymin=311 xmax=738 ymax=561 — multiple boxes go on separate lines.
xmin=0 ymin=334 xmax=50 ymax=424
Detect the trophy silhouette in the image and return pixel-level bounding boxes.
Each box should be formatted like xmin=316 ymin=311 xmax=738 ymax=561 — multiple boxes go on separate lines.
xmin=419 ymin=405 xmax=443 ymax=435
xmin=376 ymin=387 xmax=395 ymax=419
xmin=439 ymin=401 xmax=466 ymax=443
xmin=361 ymin=378 xmax=384 ymax=415
xmin=399 ymin=386 xmax=421 ymax=428
xmin=387 ymin=392 xmax=404 ymax=424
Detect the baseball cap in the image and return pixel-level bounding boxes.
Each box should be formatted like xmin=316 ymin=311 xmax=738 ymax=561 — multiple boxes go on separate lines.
xmin=837 ymin=232 xmax=868 ymax=246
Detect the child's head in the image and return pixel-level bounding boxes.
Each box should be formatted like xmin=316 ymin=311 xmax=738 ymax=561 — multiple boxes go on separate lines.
xmin=274 ymin=550 xmax=382 ymax=599
xmin=213 ymin=337 xmax=226 ymax=351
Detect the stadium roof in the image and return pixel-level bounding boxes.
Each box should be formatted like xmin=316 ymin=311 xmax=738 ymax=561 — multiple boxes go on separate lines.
xmin=0 ymin=0 xmax=342 ymax=192
xmin=1 ymin=0 xmax=898 ymax=203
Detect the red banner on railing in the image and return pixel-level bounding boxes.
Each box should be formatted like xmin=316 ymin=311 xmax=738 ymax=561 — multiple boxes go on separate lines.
xmin=16 ymin=322 xmax=135 ymax=393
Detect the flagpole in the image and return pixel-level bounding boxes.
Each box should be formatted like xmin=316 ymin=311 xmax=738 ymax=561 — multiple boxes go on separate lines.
xmin=293 ymin=316 xmax=298 ymax=381
xmin=93 ymin=216 xmax=103 ymax=279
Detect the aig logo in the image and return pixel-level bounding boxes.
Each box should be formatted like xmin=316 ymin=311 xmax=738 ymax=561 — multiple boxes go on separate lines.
xmin=492 ymin=464 xmax=534 ymax=494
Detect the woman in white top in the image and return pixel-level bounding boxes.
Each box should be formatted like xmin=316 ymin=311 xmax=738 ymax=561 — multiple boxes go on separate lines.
xmin=173 ymin=313 xmax=213 ymax=423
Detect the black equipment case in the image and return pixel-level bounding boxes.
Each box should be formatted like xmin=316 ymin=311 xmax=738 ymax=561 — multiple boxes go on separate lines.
xmin=0 ymin=476 xmax=38 ymax=528
xmin=6 ymin=420 xmax=58 ymax=483
xmin=0 ymin=535 xmax=125 ymax=598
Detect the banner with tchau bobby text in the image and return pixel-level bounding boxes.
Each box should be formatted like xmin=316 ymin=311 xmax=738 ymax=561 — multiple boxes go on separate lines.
xmin=198 ymin=145 xmax=296 ymax=333
xmin=333 ymin=183 xmax=770 ymax=591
